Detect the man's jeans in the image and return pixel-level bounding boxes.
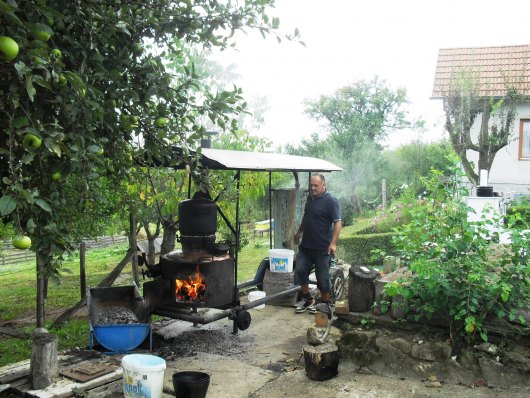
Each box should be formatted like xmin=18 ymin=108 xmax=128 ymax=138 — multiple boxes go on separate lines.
xmin=294 ymin=247 xmax=331 ymax=293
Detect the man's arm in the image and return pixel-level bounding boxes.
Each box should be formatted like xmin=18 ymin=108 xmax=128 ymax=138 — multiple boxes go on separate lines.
xmin=293 ymin=213 xmax=305 ymax=245
xmin=328 ymin=220 xmax=342 ymax=257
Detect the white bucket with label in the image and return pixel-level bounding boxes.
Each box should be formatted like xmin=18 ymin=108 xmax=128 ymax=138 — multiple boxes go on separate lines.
xmin=269 ymin=249 xmax=294 ymax=272
xmin=122 ymin=354 xmax=166 ymax=398
xmin=248 ymin=290 xmax=266 ymax=309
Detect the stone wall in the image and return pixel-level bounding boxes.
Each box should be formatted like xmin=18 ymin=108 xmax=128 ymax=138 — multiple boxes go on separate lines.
xmin=335 ymin=327 xmax=530 ymax=389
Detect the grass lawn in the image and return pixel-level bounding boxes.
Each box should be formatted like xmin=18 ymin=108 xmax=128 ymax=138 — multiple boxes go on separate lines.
xmin=0 ymin=235 xmax=272 ymax=366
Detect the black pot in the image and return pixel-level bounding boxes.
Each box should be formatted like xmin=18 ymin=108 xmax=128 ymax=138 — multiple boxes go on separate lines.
xmin=476 ymin=186 xmax=494 ymax=197
xmin=179 ymin=235 xmax=216 ymax=253
xmin=172 ymin=371 xmax=210 ymax=398
xmin=179 ymin=193 xmax=217 ymax=236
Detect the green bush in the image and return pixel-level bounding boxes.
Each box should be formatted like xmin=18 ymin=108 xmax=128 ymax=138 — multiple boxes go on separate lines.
xmin=385 ymin=165 xmax=529 ymax=345
xmin=506 ymin=204 xmax=530 ymax=229
xmin=338 ymin=230 xmax=395 ymax=266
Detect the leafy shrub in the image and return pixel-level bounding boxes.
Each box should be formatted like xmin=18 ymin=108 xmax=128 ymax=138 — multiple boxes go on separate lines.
xmin=385 ymin=166 xmax=529 ymax=345
xmin=338 ymin=229 xmax=394 ymax=266
xmin=505 ymin=203 xmax=530 ymax=230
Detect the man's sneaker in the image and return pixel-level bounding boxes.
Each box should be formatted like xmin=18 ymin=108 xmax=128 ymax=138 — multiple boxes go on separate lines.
xmin=314 ymin=302 xmax=333 ymax=319
xmin=295 ymin=297 xmax=314 ymax=313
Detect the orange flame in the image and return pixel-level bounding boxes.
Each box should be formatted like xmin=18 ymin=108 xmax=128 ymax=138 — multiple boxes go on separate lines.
xmin=175 ymin=265 xmax=206 ymax=302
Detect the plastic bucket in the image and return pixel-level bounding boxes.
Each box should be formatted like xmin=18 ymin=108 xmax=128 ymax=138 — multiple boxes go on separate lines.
xmin=122 ymin=354 xmax=166 ymax=398
xmin=269 ymin=249 xmax=294 ymax=272
xmin=248 ymin=290 xmax=266 ymax=309
xmin=172 ymin=371 xmax=210 ymax=398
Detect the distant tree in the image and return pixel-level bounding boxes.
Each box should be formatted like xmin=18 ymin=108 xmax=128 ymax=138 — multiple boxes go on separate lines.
xmin=382 ymin=139 xmax=456 ymax=196
xmin=292 ymin=77 xmax=423 ymax=218
xmin=443 ymin=70 xmax=525 ymax=185
xmin=304 ymin=77 xmax=424 ymax=157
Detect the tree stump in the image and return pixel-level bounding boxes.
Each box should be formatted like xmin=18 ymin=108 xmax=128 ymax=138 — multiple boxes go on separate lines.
xmin=30 ymin=333 xmax=58 ymax=389
xmin=348 ymin=265 xmax=381 ymax=312
xmin=390 ymin=294 xmax=408 ymax=320
xmin=263 ymin=269 xmax=297 ymax=307
xmin=303 ymin=343 xmax=339 ymax=381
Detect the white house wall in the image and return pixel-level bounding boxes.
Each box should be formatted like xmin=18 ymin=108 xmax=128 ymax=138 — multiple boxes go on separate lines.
xmin=465 ymin=103 xmax=530 ymax=196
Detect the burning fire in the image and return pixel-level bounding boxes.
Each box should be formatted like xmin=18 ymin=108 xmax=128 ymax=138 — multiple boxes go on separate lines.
xmin=175 ymin=265 xmax=206 ymax=302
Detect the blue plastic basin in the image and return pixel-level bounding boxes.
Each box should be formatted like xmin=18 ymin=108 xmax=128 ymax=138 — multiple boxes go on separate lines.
xmin=93 ymin=323 xmax=150 ymax=353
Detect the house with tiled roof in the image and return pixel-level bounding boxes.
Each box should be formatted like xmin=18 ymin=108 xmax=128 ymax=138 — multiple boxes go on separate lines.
xmin=432 ymin=45 xmax=530 ymax=197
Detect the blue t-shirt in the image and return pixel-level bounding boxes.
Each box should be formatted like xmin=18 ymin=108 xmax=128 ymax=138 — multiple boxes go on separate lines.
xmin=300 ymin=191 xmax=341 ymax=251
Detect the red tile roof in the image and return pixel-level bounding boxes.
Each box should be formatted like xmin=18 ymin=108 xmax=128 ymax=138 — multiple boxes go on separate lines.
xmin=432 ymin=45 xmax=530 ymax=98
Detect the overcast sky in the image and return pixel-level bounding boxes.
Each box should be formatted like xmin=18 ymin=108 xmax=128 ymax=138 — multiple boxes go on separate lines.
xmin=211 ymin=0 xmax=529 ymax=149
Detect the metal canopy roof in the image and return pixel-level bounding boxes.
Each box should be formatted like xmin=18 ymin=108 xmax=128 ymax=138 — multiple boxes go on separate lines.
xmin=197 ymin=148 xmax=342 ymax=172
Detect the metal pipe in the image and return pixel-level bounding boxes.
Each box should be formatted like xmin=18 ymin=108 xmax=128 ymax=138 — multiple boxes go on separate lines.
xmin=235 ymin=170 xmax=241 ymax=271
xmin=269 ymin=172 xmax=273 ymax=249
xmin=151 ymin=286 xmax=301 ymax=324
xmin=237 ymin=280 xmax=259 ymax=290
xmin=241 ymin=286 xmax=300 ymax=310
xmin=154 ymin=307 xmax=233 ymax=325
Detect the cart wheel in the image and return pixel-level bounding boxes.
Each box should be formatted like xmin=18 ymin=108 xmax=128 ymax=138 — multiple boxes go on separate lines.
xmin=330 ymin=268 xmax=345 ymax=302
xmin=254 ymin=257 xmax=269 ymax=290
xmin=236 ymin=310 xmax=252 ymax=331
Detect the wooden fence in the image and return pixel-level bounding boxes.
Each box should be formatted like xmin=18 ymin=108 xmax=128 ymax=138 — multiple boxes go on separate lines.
xmin=0 ymin=235 xmax=128 ymax=267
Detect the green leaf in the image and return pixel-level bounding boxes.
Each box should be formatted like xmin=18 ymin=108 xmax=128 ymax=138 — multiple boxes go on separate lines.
xmin=2 ymin=11 xmax=23 ymax=26
xmin=35 ymin=199 xmax=52 ymax=212
xmin=26 ymin=76 xmax=36 ymax=101
xmin=47 ymin=141 xmax=62 ymax=157
xmin=0 ymin=196 xmax=16 ymax=216
xmin=13 ymin=116 xmax=30 ymax=128
xmin=26 ymin=218 xmax=36 ymax=233
xmin=116 ymin=21 xmax=131 ymax=36
xmin=87 ymin=144 xmax=100 ymax=153
xmin=21 ymin=152 xmax=34 ymax=164
xmin=19 ymin=189 xmax=34 ymax=204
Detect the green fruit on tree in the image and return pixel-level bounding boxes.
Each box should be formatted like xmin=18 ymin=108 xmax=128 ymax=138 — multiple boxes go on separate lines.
xmin=51 ymin=171 xmax=62 ymax=181
xmin=131 ymin=115 xmax=139 ymax=127
xmin=12 ymin=235 xmax=31 ymax=250
xmin=155 ymin=117 xmax=169 ymax=127
xmin=51 ymin=48 xmax=62 ymax=58
xmin=133 ymin=43 xmax=142 ymax=53
xmin=95 ymin=146 xmax=104 ymax=156
xmin=57 ymin=74 xmax=67 ymax=86
xmin=23 ymin=133 xmax=42 ymax=149
xmin=0 ymin=36 xmax=19 ymax=61
xmin=35 ymin=30 xmax=51 ymax=41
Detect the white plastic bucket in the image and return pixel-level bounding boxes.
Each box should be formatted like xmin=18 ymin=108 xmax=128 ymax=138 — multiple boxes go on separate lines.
xmin=122 ymin=354 xmax=166 ymax=398
xmin=248 ymin=290 xmax=266 ymax=309
xmin=269 ymin=249 xmax=294 ymax=272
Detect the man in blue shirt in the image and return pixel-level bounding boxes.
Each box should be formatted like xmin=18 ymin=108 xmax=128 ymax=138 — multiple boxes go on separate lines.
xmin=293 ymin=173 xmax=342 ymax=319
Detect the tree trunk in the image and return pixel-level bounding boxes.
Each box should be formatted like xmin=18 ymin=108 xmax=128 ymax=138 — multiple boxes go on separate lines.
xmin=161 ymin=219 xmax=178 ymax=256
xmin=348 ymin=265 xmax=381 ymax=312
xmin=129 ymin=212 xmax=139 ymax=286
xmin=36 ymin=253 xmax=47 ymax=329
xmin=30 ymin=333 xmax=58 ymax=389
xmin=143 ymin=219 xmax=161 ymax=266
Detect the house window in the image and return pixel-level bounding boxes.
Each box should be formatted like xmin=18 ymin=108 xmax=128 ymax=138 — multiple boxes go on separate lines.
xmin=520 ymin=119 xmax=530 ymax=160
